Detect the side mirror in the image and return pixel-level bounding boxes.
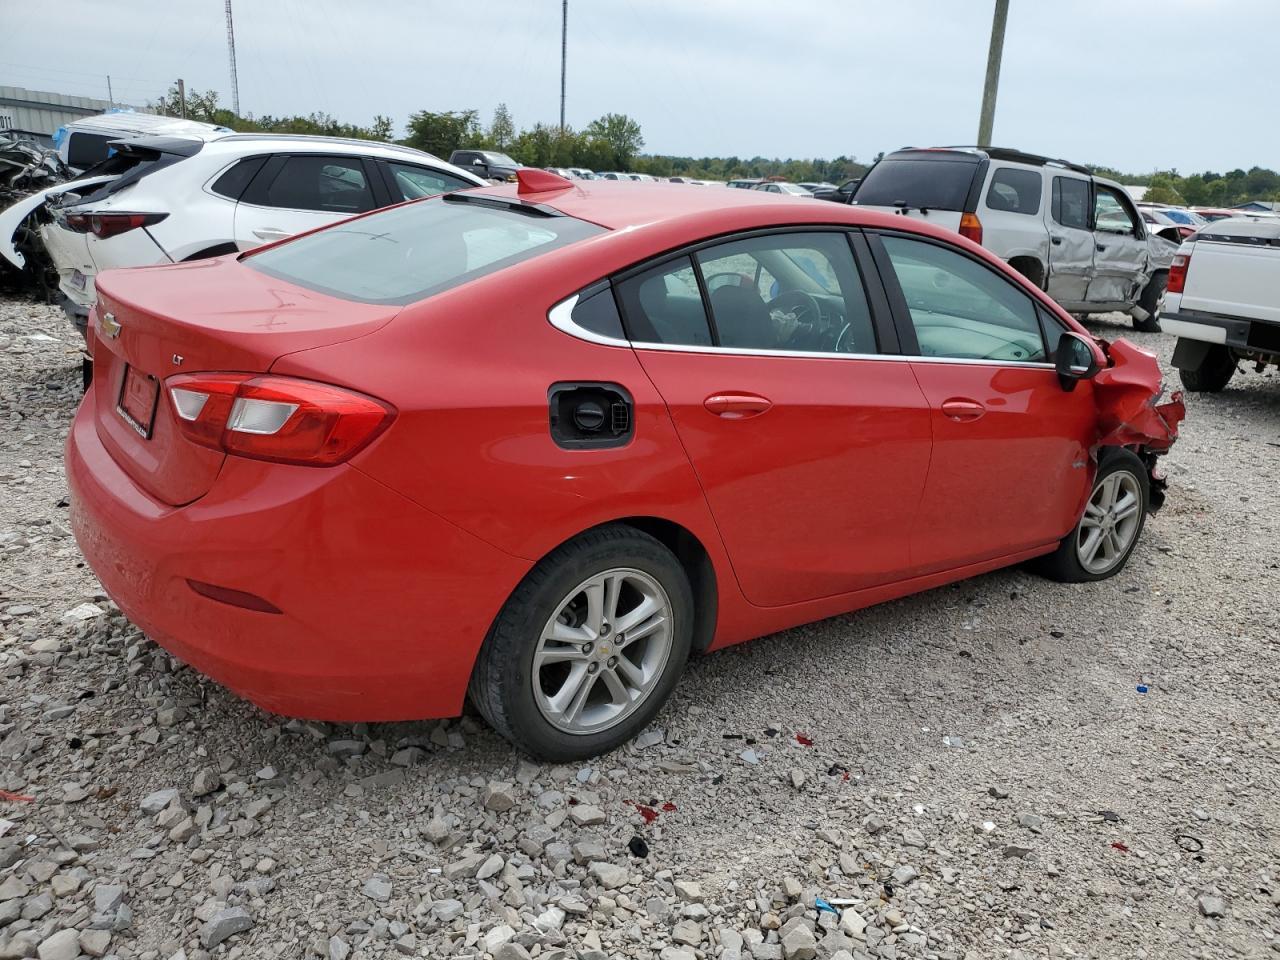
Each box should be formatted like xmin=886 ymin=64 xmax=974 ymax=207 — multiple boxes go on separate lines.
xmin=1055 ymin=331 xmax=1101 ymax=391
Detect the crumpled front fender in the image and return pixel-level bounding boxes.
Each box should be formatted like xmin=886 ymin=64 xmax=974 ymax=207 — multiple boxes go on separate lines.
xmin=1092 ymin=338 xmax=1186 ymax=454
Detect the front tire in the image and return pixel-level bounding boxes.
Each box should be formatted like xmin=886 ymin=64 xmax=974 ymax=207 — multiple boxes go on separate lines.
xmin=1178 ymin=344 xmax=1236 ymax=392
xmin=1132 ymin=272 xmax=1166 ymax=332
xmin=1033 ymin=449 xmax=1149 ymax=583
xmin=469 ymin=525 xmax=693 ymax=761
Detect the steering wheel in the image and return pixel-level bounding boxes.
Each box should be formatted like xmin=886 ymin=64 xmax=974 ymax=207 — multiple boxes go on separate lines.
xmin=770 ymin=290 xmax=824 ymax=325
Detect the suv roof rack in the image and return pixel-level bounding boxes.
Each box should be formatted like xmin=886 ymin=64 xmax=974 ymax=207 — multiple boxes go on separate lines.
xmin=897 ymin=146 xmax=1092 ymax=177
xmin=214 ymin=133 xmax=438 ymax=160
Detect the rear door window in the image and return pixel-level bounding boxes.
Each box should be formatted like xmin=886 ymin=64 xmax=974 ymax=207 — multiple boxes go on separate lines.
xmin=1052 ymin=177 xmax=1091 ymax=230
xmin=614 ymin=258 xmax=713 ymax=346
xmin=246 ymin=196 xmax=605 ymax=305
xmin=854 ymin=156 xmax=980 ymax=210
xmin=250 ymin=155 xmax=377 ymax=214
xmin=985 ymin=167 xmax=1042 ymax=215
xmin=694 ymin=232 xmax=877 ymax=353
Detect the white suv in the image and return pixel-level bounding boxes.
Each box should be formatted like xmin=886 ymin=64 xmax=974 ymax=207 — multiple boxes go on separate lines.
xmin=13 ymin=133 xmax=482 ymax=334
xmin=851 ymin=147 xmax=1178 ymax=331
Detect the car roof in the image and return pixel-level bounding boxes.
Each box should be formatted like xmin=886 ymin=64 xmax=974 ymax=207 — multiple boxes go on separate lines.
xmin=887 ymin=146 xmax=1092 ymax=176
xmin=1195 ymin=218 xmax=1280 ymax=241
xmin=208 ymin=133 xmax=440 ymax=161
xmin=468 ymin=179 xmax=880 ymax=233
xmin=65 ymin=112 xmax=231 ymax=140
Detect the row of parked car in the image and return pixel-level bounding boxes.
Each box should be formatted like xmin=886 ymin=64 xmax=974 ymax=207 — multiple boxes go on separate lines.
xmin=0 ymin=119 xmax=1275 ymax=397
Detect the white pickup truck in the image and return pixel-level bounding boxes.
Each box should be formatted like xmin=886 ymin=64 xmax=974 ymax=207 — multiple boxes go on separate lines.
xmin=1163 ymin=218 xmax=1280 ymax=391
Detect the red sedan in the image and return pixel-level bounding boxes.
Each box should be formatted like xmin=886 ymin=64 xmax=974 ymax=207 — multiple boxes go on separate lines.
xmin=67 ymin=170 xmax=1185 ymax=760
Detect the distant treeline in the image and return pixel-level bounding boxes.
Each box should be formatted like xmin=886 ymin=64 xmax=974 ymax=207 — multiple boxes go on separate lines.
xmin=154 ymin=89 xmax=1275 ymax=200
xmin=1090 ymin=165 xmax=1280 ymax=206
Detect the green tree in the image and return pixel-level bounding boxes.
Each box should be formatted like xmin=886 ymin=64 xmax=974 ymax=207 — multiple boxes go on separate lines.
xmin=489 ymin=103 xmax=515 ymax=150
xmin=584 ymin=113 xmax=644 ymax=170
xmin=370 ymin=115 xmax=395 ymax=141
xmin=1144 ymin=174 xmax=1184 ymax=206
xmin=403 ymin=109 xmax=482 ymax=158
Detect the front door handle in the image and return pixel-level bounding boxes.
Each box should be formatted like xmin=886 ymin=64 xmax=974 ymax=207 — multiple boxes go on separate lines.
xmin=704 ymin=393 xmax=772 ymax=419
xmin=940 ymin=398 xmax=986 ymax=422
xmin=1096 ymin=243 xmax=1108 ymax=252
xmin=252 ymin=227 xmax=290 ymax=241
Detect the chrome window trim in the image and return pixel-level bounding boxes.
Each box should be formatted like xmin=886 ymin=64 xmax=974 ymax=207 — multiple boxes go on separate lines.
xmin=549 ymin=293 xmax=1054 ymax=369
xmin=625 ymin=340 xmax=1054 ymax=369
xmin=547 ymin=293 xmax=631 ymax=347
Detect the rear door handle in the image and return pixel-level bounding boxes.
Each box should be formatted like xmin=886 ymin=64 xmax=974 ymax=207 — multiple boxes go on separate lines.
xmin=1096 ymin=243 xmax=1108 ymax=252
xmin=252 ymin=227 xmax=290 ymax=241
xmin=940 ymin=398 xmax=986 ymax=422
xmin=1050 ymin=236 xmax=1063 ymax=246
xmin=704 ymin=393 xmax=772 ymax=419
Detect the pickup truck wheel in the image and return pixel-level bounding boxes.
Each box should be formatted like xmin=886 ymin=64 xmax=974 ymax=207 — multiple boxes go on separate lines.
xmin=1178 ymin=344 xmax=1236 ymax=392
xmin=1133 ymin=272 xmax=1166 ymax=332
xmin=1032 ymin=449 xmax=1149 ymax=583
xmin=469 ymin=525 xmax=693 ymax=761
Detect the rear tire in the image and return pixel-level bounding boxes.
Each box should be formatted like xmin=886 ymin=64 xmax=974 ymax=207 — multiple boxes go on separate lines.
xmin=1132 ymin=272 xmax=1166 ymax=332
xmin=1178 ymin=344 xmax=1236 ymax=392
xmin=1033 ymin=449 xmax=1149 ymax=583
xmin=469 ymin=525 xmax=693 ymax=761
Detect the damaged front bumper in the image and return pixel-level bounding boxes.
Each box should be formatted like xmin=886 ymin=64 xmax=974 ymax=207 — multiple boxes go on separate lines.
xmin=1091 ymin=338 xmax=1186 ymax=510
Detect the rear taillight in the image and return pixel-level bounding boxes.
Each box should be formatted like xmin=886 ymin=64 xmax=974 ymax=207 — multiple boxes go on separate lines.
xmin=959 ymin=212 xmax=983 ymax=245
xmin=1168 ymin=254 xmax=1190 ymax=294
xmin=63 ymin=212 xmax=167 ymax=239
xmin=166 ymin=374 xmax=395 ymax=466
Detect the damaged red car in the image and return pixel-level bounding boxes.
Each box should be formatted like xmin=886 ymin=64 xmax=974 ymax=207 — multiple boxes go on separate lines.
xmin=67 ymin=170 xmax=1185 ymax=760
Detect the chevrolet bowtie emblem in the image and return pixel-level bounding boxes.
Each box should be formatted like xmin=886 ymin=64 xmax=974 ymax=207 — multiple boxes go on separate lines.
xmin=100 ymin=312 xmax=121 ymax=339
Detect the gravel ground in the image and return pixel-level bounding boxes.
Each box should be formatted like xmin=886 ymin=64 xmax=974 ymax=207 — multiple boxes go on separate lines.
xmin=0 ymin=295 xmax=1277 ymax=960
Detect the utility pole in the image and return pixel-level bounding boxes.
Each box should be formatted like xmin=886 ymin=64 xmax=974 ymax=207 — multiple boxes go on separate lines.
xmin=225 ymin=0 xmax=241 ymax=115
xmin=559 ymin=0 xmax=568 ymax=132
xmin=106 ymin=75 xmax=114 ymax=107
xmin=176 ymin=78 xmax=186 ymax=119
xmin=977 ymin=0 xmax=1009 ymax=147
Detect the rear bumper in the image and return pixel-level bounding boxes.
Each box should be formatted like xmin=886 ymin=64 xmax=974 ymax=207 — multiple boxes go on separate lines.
xmin=1163 ymin=307 xmax=1280 ymax=357
xmin=66 ymin=397 xmax=530 ymax=721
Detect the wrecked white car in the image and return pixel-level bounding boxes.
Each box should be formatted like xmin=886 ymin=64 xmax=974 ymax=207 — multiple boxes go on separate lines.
xmin=852 ymin=147 xmax=1179 ymax=332
xmin=1 ymin=132 xmax=482 ymax=335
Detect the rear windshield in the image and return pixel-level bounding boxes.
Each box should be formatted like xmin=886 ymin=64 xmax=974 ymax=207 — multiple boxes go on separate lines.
xmin=246 ymin=196 xmax=605 ymax=305
xmin=853 ymin=157 xmax=980 ymax=211
xmin=70 ymin=147 xmax=193 ymax=206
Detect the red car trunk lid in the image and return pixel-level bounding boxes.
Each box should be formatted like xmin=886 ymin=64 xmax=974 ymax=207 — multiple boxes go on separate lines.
xmin=91 ymin=256 xmax=400 ymax=506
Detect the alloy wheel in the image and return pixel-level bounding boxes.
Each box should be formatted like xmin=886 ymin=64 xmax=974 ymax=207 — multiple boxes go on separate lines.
xmin=532 ymin=568 xmax=674 ymax=735
xmin=1076 ymin=472 xmax=1143 ymax=574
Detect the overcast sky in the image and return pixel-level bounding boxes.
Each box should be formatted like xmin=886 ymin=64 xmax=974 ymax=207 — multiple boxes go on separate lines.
xmin=3 ymin=0 xmax=1274 ymax=173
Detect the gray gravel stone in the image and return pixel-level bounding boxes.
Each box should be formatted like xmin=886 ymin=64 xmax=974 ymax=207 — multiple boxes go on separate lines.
xmin=588 ymin=861 xmax=628 ymax=889
xmin=200 ymin=905 xmax=253 ymax=948
xmin=139 ymin=788 xmax=179 ymax=814
xmin=36 ymin=929 xmax=80 ymax=960
xmin=1197 ymin=894 xmax=1226 ymax=917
